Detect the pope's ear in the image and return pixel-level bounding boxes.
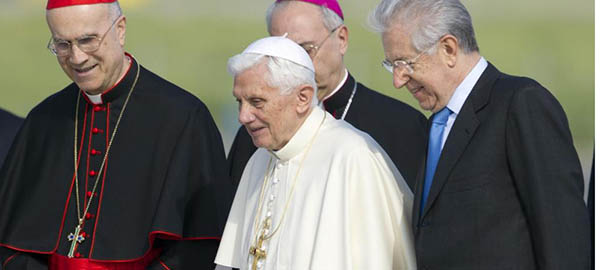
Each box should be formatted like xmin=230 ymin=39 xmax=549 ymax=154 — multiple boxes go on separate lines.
xmin=295 ymin=84 xmax=315 ymax=114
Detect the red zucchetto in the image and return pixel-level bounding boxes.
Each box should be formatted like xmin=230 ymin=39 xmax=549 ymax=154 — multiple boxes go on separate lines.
xmin=46 ymin=0 xmax=116 ymax=10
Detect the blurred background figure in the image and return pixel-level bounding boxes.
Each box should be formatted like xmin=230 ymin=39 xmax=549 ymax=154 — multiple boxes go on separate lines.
xmin=0 ymin=108 xmax=22 ymax=169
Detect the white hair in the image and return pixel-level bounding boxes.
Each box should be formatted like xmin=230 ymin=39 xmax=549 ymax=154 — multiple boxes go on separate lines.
xmin=265 ymin=0 xmax=343 ymax=33
xmin=108 ymin=1 xmax=123 ymax=21
xmin=227 ymin=53 xmax=319 ymax=106
xmin=368 ymin=0 xmax=479 ymax=54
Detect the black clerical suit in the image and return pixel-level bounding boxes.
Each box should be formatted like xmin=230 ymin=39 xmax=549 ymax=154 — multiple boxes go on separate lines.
xmin=227 ymin=73 xmax=427 ymax=190
xmin=0 ymin=54 xmax=235 ymax=269
xmin=0 ymin=109 xmax=22 ymax=169
xmin=412 ymin=62 xmax=590 ymax=270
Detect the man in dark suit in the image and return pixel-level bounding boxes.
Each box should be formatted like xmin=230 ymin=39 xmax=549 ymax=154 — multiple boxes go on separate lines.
xmin=370 ymin=0 xmax=590 ymax=269
xmin=588 ymin=155 xmax=594 ymax=270
xmin=0 ymin=108 xmax=23 ymax=169
xmin=227 ymin=0 xmax=427 ymax=191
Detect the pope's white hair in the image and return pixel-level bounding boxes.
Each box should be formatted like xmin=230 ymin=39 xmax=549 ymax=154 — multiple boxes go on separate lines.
xmin=227 ymin=53 xmax=319 ymax=106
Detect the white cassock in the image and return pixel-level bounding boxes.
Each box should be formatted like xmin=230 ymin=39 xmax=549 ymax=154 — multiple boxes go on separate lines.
xmin=215 ymin=106 xmax=416 ymax=270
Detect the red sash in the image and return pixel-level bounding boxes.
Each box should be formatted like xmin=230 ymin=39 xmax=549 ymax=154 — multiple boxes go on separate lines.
xmin=48 ymin=248 xmax=161 ymax=270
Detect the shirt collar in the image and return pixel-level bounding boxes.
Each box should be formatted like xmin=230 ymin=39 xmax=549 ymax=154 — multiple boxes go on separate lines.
xmin=446 ymin=56 xmax=488 ymax=115
xmin=270 ymin=106 xmax=326 ymax=161
xmin=321 ymin=68 xmax=349 ymax=103
xmin=321 ymin=70 xmax=355 ymax=111
xmin=83 ymin=91 xmax=103 ymax=105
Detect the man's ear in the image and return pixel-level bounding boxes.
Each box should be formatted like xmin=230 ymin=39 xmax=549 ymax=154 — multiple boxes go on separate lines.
xmin=295 ymin=84 xmax=315 ymax=114
xmin=336 ymin=25 xmax=349 ymax=56
xmin=116 ymin=15 xmax=127 ymax=47
xmin=439 ymin=34 xmax=459 ymax=68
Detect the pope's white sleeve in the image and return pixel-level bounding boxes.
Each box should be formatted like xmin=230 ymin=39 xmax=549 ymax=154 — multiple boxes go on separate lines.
xmin=345 ymin=147 xmax=417 ymax=270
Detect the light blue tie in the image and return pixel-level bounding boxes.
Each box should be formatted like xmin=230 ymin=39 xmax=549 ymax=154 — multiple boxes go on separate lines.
xmin=421 ymin=107 xmax=452 ymax=214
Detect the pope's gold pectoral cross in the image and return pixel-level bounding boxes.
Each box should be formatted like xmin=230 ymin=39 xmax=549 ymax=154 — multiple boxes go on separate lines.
xmin=249 ymin=217 xmax=271 ymax=270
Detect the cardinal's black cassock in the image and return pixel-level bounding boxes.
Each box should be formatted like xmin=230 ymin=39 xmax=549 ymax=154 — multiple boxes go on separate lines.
xmin=0 ymin=54 xmax=235 ymax=269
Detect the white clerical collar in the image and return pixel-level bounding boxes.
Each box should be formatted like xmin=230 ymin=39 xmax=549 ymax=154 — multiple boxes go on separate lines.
xmin=83 ymin=91 xmax=103 ymax=105
xmin=446 ymin=56 xmax=488 ymax=115
xmin=271 ymin=106 xmax=326 ymax=161
xmin=80 ymin=55 xmax=133 ymax=105
xmin=321 ymin=68 xmax=349 ymax=103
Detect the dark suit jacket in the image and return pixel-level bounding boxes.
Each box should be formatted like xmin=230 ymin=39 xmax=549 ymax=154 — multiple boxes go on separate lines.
xmin=412 ymin=63 xmax=590 ymax=270
xmin=588 ymin=155 xmax=594 ymax=270
xmin=227 ymin=73 xmax=427 ymax=190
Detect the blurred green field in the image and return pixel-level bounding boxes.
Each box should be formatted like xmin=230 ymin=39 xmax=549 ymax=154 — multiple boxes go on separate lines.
xmin=0 ymin=0 xmax=593 ymax=178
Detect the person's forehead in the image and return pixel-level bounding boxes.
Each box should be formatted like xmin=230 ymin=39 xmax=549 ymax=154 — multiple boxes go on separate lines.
xmin=233 ymin=65 xmax=276 ymax=96
xmin=269 ymin=2 xmax=327 ymax=43
xmin=47 ymin=4 xmax=110 ymax=21
xmin=47 ymin=5 xmax=110 ymax=37
xmin=382 ymin=23 xmax=416 ymax=58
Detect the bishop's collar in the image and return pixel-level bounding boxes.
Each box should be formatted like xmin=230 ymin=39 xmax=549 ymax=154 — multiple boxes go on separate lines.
xmin=321 ymin=72 xmax=356 ymax=113
xmin=81 ymin=53 xmax=138 ymax=105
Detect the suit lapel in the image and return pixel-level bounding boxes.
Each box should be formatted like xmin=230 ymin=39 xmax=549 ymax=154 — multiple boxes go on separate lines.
xmin=420 ymin=63 xmax=501 ymax=218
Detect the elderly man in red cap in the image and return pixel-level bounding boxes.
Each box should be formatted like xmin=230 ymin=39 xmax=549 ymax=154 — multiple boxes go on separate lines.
xmin=0 ymin=0 xmax=234 ymax=269
xmin=227 ymin=0 xmax=428 ymax=192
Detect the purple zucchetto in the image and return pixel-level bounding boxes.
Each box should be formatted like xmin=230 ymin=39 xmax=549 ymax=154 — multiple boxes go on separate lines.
xmin=276 ymin=0 xmax=344 ymax=20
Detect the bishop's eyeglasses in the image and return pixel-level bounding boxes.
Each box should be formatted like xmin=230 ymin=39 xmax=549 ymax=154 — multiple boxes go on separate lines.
xmin=299 ymin=25 xmax=342 ymax=59
xmin=47 ymin=16 xmax=121 ymax=57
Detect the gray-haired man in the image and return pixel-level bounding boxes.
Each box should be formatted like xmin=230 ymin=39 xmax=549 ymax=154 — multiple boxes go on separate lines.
xmin=370 ymin=0 xmax=590 ymax=269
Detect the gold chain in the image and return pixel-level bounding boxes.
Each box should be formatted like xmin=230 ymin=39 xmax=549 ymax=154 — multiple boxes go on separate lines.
xmin=250 ymin=112 xmax=327 ymax=249
xmin=73 ymin=60 xmax=140 ymax=225
xmin=250 ymin=159 xmax=273 ymax=239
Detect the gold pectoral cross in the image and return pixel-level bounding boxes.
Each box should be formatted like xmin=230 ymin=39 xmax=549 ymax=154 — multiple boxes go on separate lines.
xmin=249 ymin=217 xmax=271 ymax=270
xmin=67 ymin=219 xmax=85 ymax=258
